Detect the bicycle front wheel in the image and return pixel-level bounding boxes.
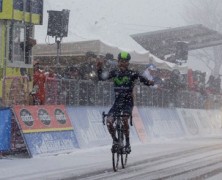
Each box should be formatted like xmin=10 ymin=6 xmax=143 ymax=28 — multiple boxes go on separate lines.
xmin=112 ymin=149 xmax=120 ymax=172
xmin=121 ymin=150 xmax=128 ymax=168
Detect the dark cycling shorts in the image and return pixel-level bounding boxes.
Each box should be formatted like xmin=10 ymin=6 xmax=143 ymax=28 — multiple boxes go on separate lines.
xmin=108 ymin=99 xmax=133 ymax=117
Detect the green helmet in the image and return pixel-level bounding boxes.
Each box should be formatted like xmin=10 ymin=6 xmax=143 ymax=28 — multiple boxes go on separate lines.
xmin=118 ymin=51 xmax=131 ymax=61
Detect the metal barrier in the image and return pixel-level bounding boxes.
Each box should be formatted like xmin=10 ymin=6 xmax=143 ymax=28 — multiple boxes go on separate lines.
xmin=1 ymin=77 xmax=220 ymax=109
xmin=45 ymin=78 xmax=114 ymax=106
xmin=45 ymin=79 xmax=221 ymax=109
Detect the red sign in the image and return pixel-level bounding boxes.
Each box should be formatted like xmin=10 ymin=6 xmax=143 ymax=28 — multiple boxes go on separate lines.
xmin=13 ymin=105 xmax=73 ymax=133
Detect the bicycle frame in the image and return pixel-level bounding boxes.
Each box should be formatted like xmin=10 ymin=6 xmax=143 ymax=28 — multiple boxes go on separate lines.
xmin=102 ymin=111 xmax=133 ymax=171
xmin=102 ymin=112 xmax=133 ymax=126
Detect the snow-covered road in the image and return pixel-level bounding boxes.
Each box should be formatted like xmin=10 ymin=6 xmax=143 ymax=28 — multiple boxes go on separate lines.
xmin=1 ymin=137 xmax=222 ymax=180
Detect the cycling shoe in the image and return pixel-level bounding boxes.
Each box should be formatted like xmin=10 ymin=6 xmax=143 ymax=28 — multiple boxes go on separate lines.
xmin=111 ymin=144 xmax=118 ymax=153
xmin=125 ymin=145 xmax=131 ymax=154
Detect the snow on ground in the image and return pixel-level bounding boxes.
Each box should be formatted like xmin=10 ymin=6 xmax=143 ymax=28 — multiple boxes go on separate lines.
xmin=1 ymin=137 xmax=222 ymax=180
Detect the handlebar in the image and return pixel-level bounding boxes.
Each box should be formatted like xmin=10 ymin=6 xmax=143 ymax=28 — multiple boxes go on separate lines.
xmin=102 ymin=111 xmax=133 ymax=126
xmin=102 ymin=111 xmax=106 ymax=125
xmin=130 ymin=115 xmax=133 ymax=126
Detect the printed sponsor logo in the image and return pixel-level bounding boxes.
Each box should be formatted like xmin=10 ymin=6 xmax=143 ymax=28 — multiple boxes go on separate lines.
xmin=55 ymin=109 xmax=66 ymax=124
xmin=20 ymin=109 xmax=34 ymax=127
xmin=38 ymin=109 xmax=51 ymax=126
xmin=113 ymin=76 xmax=129 ymax=85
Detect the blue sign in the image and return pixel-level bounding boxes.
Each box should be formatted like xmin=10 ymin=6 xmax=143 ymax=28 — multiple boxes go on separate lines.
xmin=0 ymin=0 xmax=2 ymax=12
xmin=13 ymin=0 xmax=43 ymax=14
xmin=13 ymin=0 xmax=23 ymax=11
xmin=24 ymin=130 xmax=79 ymax=157
xmin=0 ymin=108 xmax=12 ymax=151
xmin=31 ymin=0 xmax=43 ymax=14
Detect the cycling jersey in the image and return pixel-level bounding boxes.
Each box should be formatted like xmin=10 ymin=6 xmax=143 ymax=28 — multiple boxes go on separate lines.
xmin=98 ymin=68 xmax=153 ymax=115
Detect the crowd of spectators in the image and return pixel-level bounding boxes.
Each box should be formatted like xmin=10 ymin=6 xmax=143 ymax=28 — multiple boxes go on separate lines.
xmin=205 ymin=75 xmax=221 ymax=95
xmin=155 ymin=68 xmax=222 ymax=96
xmin=30 ymin=52 xmax=222 ymax=109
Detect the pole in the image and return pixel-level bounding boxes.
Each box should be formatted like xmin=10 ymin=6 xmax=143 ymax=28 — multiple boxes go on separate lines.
xmin=55 ymin=36 xmax=62 ymax=74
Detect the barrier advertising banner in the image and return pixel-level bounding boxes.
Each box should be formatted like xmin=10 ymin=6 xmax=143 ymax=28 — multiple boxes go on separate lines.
xmin=0 ymin=108 xmax=11 ymax=151
xmin=67 ymin=106 xmax=140 ymax=148
xmin=13 ymin=105 xmax=78 ymax=157
xmin=176 ymin=109 xmax=199 ymax=136
xmin=191 ymin=109 xmax=212 ymax=135
xmin=67 ymin=106 xmax=111 ymax=148
xmin=206 ymin=110 xmax=222 ymax=134
xmin=138 ymin=107 xmax=185 ymax=139
xmin=165 ymin=108 xmax=185 ymax=136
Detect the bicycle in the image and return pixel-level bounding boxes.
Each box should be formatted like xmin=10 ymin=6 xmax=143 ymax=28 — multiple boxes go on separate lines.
xmin=102 ymin=111 xmax=133 ymax=172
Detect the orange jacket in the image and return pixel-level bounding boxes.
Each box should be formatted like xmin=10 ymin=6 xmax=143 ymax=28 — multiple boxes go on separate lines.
xmin=33 ymin=69 xmax=46 ymax=104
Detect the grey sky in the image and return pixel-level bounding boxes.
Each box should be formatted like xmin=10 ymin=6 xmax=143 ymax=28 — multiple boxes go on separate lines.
xmin=35 ymin=0 xmax=187 ymax=44
xmin=36 ymin=0 xmax=212 ymax=73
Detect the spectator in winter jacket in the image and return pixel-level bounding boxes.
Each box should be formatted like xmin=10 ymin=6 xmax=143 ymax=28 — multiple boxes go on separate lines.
xmin=32 ymin=61 xmax=46 ymax=105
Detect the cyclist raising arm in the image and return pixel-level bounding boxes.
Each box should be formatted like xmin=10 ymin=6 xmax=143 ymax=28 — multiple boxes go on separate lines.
xmin=97 ymin=51 xmax=154 ymax=153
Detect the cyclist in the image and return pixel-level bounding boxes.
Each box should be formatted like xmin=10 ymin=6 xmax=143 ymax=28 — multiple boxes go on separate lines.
xmin=97 ymin=51 xmax=154 ymax=153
